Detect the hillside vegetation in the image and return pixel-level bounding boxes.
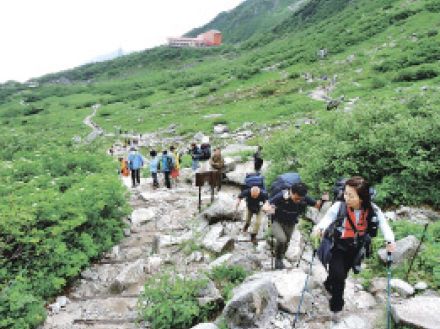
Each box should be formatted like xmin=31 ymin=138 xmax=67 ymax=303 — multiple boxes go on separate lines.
xmin=1 ymin=0 xmax=439 ymax=328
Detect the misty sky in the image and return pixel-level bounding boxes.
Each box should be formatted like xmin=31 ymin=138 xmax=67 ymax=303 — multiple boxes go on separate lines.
xmin=0 ymin=0 xmax=245 ymax=83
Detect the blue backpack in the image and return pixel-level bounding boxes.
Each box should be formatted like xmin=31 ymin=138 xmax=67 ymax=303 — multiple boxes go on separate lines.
xmin=269 ymin=172 xmax=301 ymax=198
xmin=244 ymin=173 xmax=266 ymax=190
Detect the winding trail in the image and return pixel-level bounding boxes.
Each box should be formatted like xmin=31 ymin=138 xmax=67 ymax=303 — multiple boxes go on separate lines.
xmin=83 ymin=106 xmax=104 ymax=143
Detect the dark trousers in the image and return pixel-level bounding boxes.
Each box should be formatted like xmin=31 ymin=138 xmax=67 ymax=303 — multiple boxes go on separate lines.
xmin=152 ymin=172 xmax=159 ymax=187
xmin=325 ymin=245 xmax=357 ymax=312
xmin=131 ymin=169 xmax=140 ymax=186
xmin=164 ymin=171 xmax=171 ymax=189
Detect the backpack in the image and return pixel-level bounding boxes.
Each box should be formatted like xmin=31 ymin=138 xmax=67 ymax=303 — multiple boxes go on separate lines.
xmin=199 ymin=143 xmax=211 ymax=161
xmin=166 ymin=156 xmax=174 ymax=170
xmin=332 ymin=177 xmax=377 ymax=202
xmin=244 ymin=173 xmax=266 ymax=190
xmin=269 ymin=172 xmax=301 ymax=198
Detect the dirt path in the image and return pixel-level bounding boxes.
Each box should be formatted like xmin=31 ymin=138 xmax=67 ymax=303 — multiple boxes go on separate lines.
xmin=83 ymin=106 xmax=104 ymax=143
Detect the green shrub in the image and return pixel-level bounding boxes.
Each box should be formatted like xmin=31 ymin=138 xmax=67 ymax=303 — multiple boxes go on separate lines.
xmin=426 ymin=1 xmax=440 ymax=12
xmin=259 ymin=86 xmax=277 ymax=97
xmin=208 ymin=265 xmax=249 ymax=300
xmin=394 ymin=65 xmax=439 ymax=82
xmin=138 ymin=274 xmax=218 ymax=329
xmin=370 ymin=77 xmax=387 ymax=89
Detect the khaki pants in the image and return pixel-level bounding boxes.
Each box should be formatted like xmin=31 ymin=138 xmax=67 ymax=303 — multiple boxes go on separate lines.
xmin=272 ymin=220 xmax=295 ymax=259
xmin=244 ymin=208 xmax=263 ymax=235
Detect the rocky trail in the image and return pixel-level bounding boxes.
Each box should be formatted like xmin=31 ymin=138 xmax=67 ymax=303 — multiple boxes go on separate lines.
xmin=41 ymin=109 xmax=440 ymax=329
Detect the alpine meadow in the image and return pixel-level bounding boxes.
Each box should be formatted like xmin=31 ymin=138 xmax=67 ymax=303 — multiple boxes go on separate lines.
xmin=1 ymin=0 xmax=439 ymax=329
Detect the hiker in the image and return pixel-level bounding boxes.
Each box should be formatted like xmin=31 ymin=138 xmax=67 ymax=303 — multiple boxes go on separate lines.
xmin=149 ymin=150 xmax=160 ymax=188
xmin=253 ymin=145 xmax=263 ymax=172
xmin=160 ymin=150 xmax=174 ymax=189
xmin=199 ymin=136 xmax=211 ymax=172
xmin=236 ymin=186 xmax=269 ymax=246
xmin=170 ymin=146 xmax=180 ymax=186
xmin=209 ymin=147 xmax=225 ymax=190
xmin=312 ymin=176 xmax=395 ymax=322
xmin=109 ymin=146 xmax=114 ymax=156
xmin=263 ymin=182 xmax=323 ymax=269
xmin=190 ymin=143 xmax=201 ymax=171
xmin=128 ymin=147 xmax=144 ymax=188
xmin=119 ymin=157 xmax=130 ymax=177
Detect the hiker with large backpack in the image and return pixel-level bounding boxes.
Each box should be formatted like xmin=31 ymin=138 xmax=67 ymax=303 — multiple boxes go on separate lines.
xmin=235 ymin=185 xmax=269 ymax=246
xmin=312 ymin=176 xmax=395 ymax=322
xmin=128 ymin=147 xmax=144 ymax=188
xmin=199 ymin=136 xmax=211 ymax=172
xmin=263 ymin=173 xmax=324 ymax=270
xmin=159 ymin=150 xmax=174 ymax=189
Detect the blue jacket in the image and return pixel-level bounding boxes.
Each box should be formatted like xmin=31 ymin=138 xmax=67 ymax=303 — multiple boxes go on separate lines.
xmin=161 ymin=154 xmax=174 ymax=172
xmin=149 ymin=157 xmax=159 ymax=174
xmin=128 ymin=152 xmax=144 ymax=170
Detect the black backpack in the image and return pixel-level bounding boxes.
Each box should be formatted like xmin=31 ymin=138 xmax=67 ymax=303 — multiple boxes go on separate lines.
xmin=244 ymin=173 xmax=266 ymax=191
xmin=199 ymin=143 xmax=211 ymax=161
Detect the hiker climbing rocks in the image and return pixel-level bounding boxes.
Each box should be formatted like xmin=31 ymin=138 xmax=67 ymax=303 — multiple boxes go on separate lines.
xmin=312 ymin=176 xmax=395 ymax=322
xmin=236 ymin=186 xmax=269 ymax=246
xmin=190 ymin=143 xmax=201 ymax=171
xmin=264 ymin=182 xmax=323 ymax=270
xmin=149 ymin=150 xmax=159 ymax=188
xmin=170 ymin=146 xmax=180 ymax=186
xmin=209 ymin=147 xmax=225 ymax=190
xmin=199 ymin=136 xmax=211 ymax=172
xmin=160 ymin=150 xmax=174 ymax=189
xmin=253 ymin=145 xmax=263 ymax=172
xmin=128 ymin=147 xmax=143 ymax=188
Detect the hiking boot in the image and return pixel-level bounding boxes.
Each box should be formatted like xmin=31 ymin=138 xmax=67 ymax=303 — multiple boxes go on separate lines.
xmin=331 ymin=311 xmax=342 ymax=323
xmin=275 ymin=258 xmax=285 ymax=270
xmin=250 ymin=234 xmax=257 ymax=246
xmin=243 ymin=222 xmax=250 ymax=233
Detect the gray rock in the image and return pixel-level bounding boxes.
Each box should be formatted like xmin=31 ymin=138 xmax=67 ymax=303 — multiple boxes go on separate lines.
xmin=197 ymin=280 xmax=223 ymax=307
xmin=194 ymin=132 xmax=205 ymax=141
xmin=226 ymin=161 xmax=269 ymax=186
xmin=190 ymin=323 xmax=218 ymax=329
xmin=392 ymin=296 xmax=440 ymax=329
xmin=209 ymin=253 xmax=262 ymax=272
xmin=123 ymin=228 xmax=131 ymax=237
xmin=110 ymin=259 xmax=145 ymax=293
xmin=390 ymin=278 xmax=414 ymax=297
xmin=55 ymin=296 xmax=69 ymax=308
xmin=145 ymin=256 xmax=162 ymax=274
xmin=130 ymin=208 xmax=155 ymax=225
xmin=223 ymin=278 xmax=278 ymax=329
xmin=213 ymin=124 xmax=229 ymax=134
xmin=285 ymin=228 xmax=304 ymax=263
xmin=378 ymin=235 xmax=419 ymax=265
xmin=415 ymin=281 xmax=428 ymax=291
xmin=201 ymin=193 xmax=241 ymax=224
xmin=369 ymin=277 xmax=387 ymax=295
xmin=247 ymin=270 xmax=315 ymax=314
xmin=203 ymin=236 xmax=234 ymax=254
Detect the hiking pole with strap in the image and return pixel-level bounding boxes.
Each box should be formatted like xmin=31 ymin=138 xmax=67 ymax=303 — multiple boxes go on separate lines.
xmin=386 ymin=248 xmax=393 ymax=329
xmin=269 ymin=214 xmax=274 ymax=270
xmin=406 ymin=222 xmax=429 ymax=281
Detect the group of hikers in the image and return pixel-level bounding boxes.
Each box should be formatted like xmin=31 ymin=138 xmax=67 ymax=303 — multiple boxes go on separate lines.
xmin=115 ymin=140 xmax=396 ymax=323
xmin=237 ymin=171 xmax=396 ymax=323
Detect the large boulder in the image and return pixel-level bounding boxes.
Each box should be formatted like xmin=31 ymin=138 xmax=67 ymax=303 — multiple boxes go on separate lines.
xmin=110 ymin=259 xmax=145 ymax=293
xmin=390 ymin=278 xmax=414 ymax=297
xmin=202 ymin=223 xmax=235 ymax=254
xmin=247 ymin=270 xmax=315 ymax=314
xmin=222 ymin=278 xmax=278 ymax=329
xmin=226 ymin=161 xmax=269 ymax=186
xmin=201 ymin=193 xmax=242 ymax=224
xmin=392 ymin=296 xmax=440 ymax=329
xmin=208 ymin=253 xmax=262 ymax=272
xmin=130 ymin=208 xmax=155 ymax=226
xmin=285 ymin=228 xmax=304 ymax=263
xmin=378 ymin=235 xmax=419 ymax=265
xmin=213 ymin=124 xmax=229 ymax=134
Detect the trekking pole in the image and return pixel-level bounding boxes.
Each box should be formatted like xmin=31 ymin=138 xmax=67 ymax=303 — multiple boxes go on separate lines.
xmin=269 ymin=214 xmax=274 ymax=271
xmin=293 ymin=246 xmax=317 ymax=328
xmin=386 ymin=247 xmax=393 ymax=329
xmin=405 ymin=222 xmax=429 ymax=281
